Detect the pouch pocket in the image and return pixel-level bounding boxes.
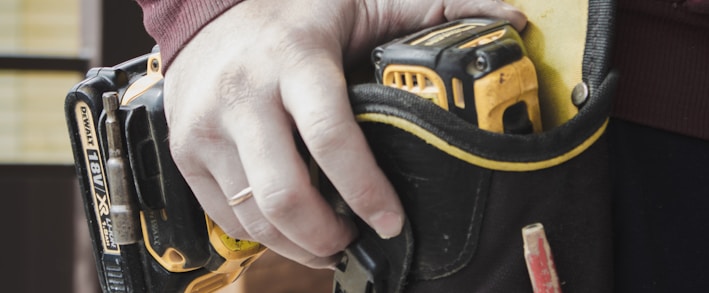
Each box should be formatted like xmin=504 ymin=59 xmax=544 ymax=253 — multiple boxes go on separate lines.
xmin=347 ymin=72 xmax=616 ymax=292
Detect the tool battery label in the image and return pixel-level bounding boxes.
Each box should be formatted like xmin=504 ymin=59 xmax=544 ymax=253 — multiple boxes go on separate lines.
xmin=76 ymin=101 xmax=120 ymax=255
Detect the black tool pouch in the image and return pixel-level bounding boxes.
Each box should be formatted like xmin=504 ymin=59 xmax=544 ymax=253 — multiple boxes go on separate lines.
xmin=333 ymin=1 xmax=617 ymax=292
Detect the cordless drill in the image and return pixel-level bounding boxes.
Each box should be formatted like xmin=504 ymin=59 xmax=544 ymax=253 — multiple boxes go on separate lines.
xmin=65 ymin=50 xmax=266 ymax=293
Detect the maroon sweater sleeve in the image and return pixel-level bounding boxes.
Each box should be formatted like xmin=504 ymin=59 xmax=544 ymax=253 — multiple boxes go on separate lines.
xmin=135 ymin=0 xmax=244 ymax=71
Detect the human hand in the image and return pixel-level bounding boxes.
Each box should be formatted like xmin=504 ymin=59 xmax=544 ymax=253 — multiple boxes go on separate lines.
xmin=164 ymin=0 xmax=526 ymax=269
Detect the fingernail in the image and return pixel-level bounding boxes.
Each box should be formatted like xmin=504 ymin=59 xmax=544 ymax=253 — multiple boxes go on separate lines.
xmin=369 ymin=211 xmax=404 ymax=239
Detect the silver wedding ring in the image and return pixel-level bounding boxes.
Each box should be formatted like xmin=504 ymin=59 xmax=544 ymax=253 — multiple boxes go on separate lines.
xmin=228 ymin=186 xmax=253 ymax=206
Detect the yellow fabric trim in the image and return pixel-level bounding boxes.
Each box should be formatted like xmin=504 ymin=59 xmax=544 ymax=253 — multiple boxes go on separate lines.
xmin=506 ymin=0 xmax=588 ymax=128
xmin=356 ymin=113 xmax=607 ymax=172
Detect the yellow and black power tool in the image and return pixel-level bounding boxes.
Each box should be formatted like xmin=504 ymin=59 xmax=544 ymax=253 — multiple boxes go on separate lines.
xmin=373 ymin=18 xmax=541 ymax=134
xmin=65 ymin=18 xmax=538 ymax=293
xmin=65 ymin=50 xmax=266 ymax=293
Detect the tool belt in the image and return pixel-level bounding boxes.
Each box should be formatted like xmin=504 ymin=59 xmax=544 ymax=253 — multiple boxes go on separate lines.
xmin=66 ymin=0 xmax=616 ymax=291
xmin=332 ymin=0 xmax=617 ymax=292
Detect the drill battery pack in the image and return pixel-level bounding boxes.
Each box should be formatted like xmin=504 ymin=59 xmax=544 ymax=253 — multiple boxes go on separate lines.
xmin=65 ymin=49 xmax=265 ymax=293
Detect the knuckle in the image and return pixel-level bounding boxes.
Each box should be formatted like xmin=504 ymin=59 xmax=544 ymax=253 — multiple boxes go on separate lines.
xmin=168 ymin=129 xmax=211 ymax=170
xmin=299 ymin=114 xmax=352 ymax=155
xmin=216 ymin=65 xmax=256 ymax=110
xmin=273 ymin=31 xmax=320 ymax=62
xmin=214 ymin=42 xmax=285 ymax=105
xmin=258 ymin=187 xmax=304 ymax=220
xmin=341 ymin=180 xmax=379 ymax=211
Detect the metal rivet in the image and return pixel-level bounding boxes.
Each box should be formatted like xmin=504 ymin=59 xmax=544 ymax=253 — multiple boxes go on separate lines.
xmin=150 ymin=58 xmax=160 ymax=72
xmin=475 ymin=56 xmax=487 ymax=71
xmin=571 ymin=82 xmax=589 ymax=107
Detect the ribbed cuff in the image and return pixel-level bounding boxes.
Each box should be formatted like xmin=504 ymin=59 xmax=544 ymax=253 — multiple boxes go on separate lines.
xmin=136 ymin=0 xmax=245 ymax=72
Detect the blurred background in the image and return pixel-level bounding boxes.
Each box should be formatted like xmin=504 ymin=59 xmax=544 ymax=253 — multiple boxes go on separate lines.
xmin=0 ymin=0 xmax=330 ymax=292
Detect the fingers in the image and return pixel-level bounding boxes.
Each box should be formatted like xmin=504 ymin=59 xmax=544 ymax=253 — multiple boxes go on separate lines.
xmin=168 ymin=100 xmax=347 ymax=268
xmin=228 ymin=191 xmax=340 ymax=268
xmin=442 ymin=0 xmax=528 ymax=31
xmin=162 ymin=0 xmax=530 ymax=271
xmin=163 ymin=3 xmax=363 ymax=268
xmin=171 ymin=136 xmax=341 ymax=268
xmin=165 ymin=139 xmax=247 ymax=239
xmin=221 ymin=82 xmax=358 ymax=261
xmin=360 ymin=0 xmax=528 ymax=47
xmin=280 ymin=50 xmax=405 ymax=239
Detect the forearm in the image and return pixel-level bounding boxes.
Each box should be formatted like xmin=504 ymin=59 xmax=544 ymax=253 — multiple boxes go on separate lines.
xmin=135 ymin=0 xmax=244 ymax=71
